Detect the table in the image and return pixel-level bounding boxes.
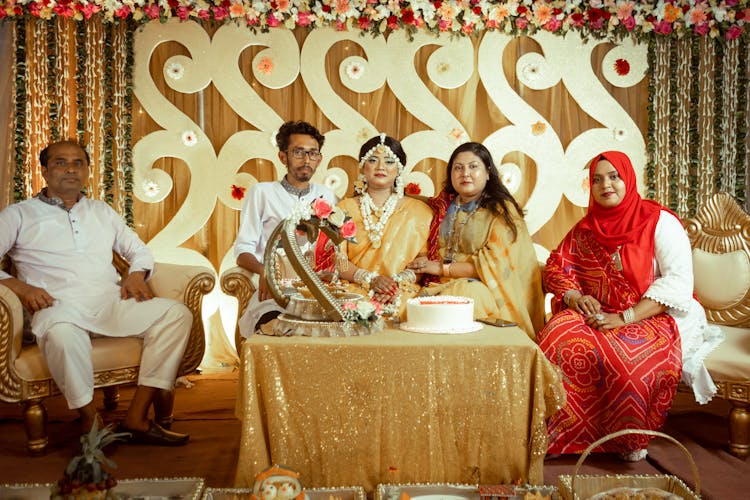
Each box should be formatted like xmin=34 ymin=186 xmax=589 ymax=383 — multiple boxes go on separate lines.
xmin=234 ymin=325 xmax=565 ymax=492
xmin=0 ymin=477 xmax=205 ymax=499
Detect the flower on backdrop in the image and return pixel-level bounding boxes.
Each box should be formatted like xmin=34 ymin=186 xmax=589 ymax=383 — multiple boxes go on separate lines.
xmin=143 ymin=180 xmax=160 ymax=198
xmin=324 ymin=173 xmax=342 ymax=191
xmin=449 ymin=128 xmax=466 ymax=141
xmin=345 ymin=61 xmax=364 ymax=80
xmin=614 ymin=58 xmax=630 ymax=76
xmin=166 ymin=62 xmax=184 ymax=80
xmin=531 ymin=121 xmax=546 ymax=136
xmin=256 ymin=57 xmax=274 ymax=75
xmin=231 ymin=184 xmax=246 ymax=201
xmin=181 ymin=130 xmax=198 ymax=147
xmin=405 ymin=182 xmax=422 ymax=196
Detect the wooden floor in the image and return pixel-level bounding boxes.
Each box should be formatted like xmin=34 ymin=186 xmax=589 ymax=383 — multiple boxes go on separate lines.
xmin=0 ymin=373 xmax=747 ymax=498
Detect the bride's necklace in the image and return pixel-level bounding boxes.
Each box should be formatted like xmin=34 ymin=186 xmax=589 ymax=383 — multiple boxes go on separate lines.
xmin=360 ymin=192 xmax=400 ymax=249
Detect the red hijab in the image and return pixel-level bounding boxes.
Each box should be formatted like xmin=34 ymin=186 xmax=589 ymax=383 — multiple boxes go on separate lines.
xmin=579 ymin=151 xmax=675 ymax=296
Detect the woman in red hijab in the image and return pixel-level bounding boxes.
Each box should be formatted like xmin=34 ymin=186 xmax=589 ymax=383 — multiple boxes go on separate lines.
xmin=538 ymin=151 xmax=722 ymax=461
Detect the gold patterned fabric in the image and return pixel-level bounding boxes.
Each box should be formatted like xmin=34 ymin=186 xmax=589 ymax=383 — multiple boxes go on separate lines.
xmin=338 ymin=196 xmax=432 ymax=317
xmin=235 ymin=326 xmax=565 ymax=492
xmin=421 ymin=208 xmax=545 ymax=339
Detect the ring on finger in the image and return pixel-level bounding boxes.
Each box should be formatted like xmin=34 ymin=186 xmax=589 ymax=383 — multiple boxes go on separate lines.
xmin=595 ymin=313 xmax=604 ymax=321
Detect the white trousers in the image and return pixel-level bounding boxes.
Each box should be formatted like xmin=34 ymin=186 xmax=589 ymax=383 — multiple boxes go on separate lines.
xmin=37 ymin=303 xmax=192 ymax=409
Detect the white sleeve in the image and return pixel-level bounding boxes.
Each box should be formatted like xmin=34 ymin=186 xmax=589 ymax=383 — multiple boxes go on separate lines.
xmin=233 ymin=185 xmax=264 ymax=260
xmin=643 ymin=211 xmax=693 ymax=312
xmin=0 ymin=206 xmax=20 ymax=280
xmin=109 ymin=203 xmax=154 ymax=273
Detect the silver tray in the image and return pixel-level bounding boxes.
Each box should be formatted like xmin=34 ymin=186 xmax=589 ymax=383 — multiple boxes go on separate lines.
xmin=285 ymin=292 xmax=362 ymax=320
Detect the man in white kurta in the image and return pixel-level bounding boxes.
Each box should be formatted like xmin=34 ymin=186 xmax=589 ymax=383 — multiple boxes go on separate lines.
xmin=0 ymin=140 xmax=191 ymax=446
xmin=234 ymin=121 xmax=337 ymax=337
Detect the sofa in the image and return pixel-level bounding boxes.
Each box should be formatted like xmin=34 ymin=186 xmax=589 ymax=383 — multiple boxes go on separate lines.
xmin=0 ymin=254 xmax=215 ymax=454
xmin=686 ymin=192 xmax=750 ymax=459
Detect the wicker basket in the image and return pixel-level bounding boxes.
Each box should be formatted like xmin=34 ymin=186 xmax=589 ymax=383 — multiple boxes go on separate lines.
xmin=558 ymin=429 xmax=700 ymax=500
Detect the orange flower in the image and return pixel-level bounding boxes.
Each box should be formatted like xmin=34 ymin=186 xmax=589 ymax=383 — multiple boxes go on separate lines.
xmin=534 ymin=5 xmax=552 ymax=25
xmin=531 ymin=121 xmax=546 ymax=136
xmin=663 ymin=3 xmax=681 ymax=23
xmin=335 ymin=0 xmax=350 ymax=15
xmin=229 ymin=3 xmax=245 ymax=18
xmin=257 ymin=57 xmax=274 ymax=75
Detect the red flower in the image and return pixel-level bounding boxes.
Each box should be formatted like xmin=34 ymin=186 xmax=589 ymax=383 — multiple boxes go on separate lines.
xmin=312 ymin=198 xmax=333 ymax=219
xmin=401 ymin=9 xmax=415 ymax=25
xmin=405 ymin=182 xmax=421 ymax=196
xmin=358 ymin=17 xmax=371 ymax=30
xmin=231 ymin=184 xmax=246 ymax=201
xmin=726 ymin=25 xmax=744 ymax=40
xmin=340 ymin=219 xmax=357 ymax=240
xmin=614 ymin=58 xmax=630 ymax=76
xmin=387 ymin=15 xmax=399 ymax=30
xmin=114 ymin=6 xmax=131 ymax=19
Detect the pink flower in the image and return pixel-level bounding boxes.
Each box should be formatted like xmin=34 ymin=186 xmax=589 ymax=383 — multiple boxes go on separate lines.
xmin=176 ymin=6 xmax=190 ymax=20
xmin=623 ymin=16 xmax=636 ymax=31
xmin=343 ymin=302 xmax=356 ymax=311
xmin=653 ymin=20 xmax=673 ymax=35
xmin=340 ymin=219 xmax=357 ymax=240
xmin=212 ymin=6 xmax=230 ymax=21
xmin=438 ymin=19 xmax=451 ymax=31
xmin=144 ymin=4 xmax=161 ymax=19
xmin=312 ymin=198 xmax=333 ymax=219
xmin=358 ymin=16 xmax=371 ymax=30
xmin=267 ymin=14 xmax=280 ymax=27
xmin=726 ymin=25 xmax=744 ymax=40
xmin=461 ymin=22 xmax=474 ymax=35
xmin=297 ymin=11 xmax=312 ymax=26
xmin=515 ymin=17 xmax=528 ymax=30
xmin=197 ymin=9 xmax=211 ymax=20
xmin=335 ymin=0 xmax=350 ymax=16
xmin=114 ymin=5 xmax=131 ymax=19
xmin=694 ymin=22 xmax=710 ymax=35
xmin=257 ymin=57 xmax=274 ymax=75
xmin=544 ymin=18 xmax=562 ymax=32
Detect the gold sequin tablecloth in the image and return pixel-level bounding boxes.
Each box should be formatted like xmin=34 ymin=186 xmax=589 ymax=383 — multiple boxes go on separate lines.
xmin=234 ymin=325 xmax=565 ymax=492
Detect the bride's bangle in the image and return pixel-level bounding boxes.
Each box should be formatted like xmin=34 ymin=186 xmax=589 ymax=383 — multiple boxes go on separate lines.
xmin=442 ymin=263 xmax=451 ymax=277
xmin=563 ymin=289 xmax=580 ymax=306
xmin=622 ymin=307 xmax=636 ymax=324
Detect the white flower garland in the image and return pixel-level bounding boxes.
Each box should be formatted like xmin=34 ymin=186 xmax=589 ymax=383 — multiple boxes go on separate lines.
xmin=359 ymin=192 xmax=399 ymax=249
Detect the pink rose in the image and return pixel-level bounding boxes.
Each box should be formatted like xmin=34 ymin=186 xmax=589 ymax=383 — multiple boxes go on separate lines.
xmin=297 ymin=11 xmax=312 ymax=27
xmin=267 ymin=14 xmax=280 ymax=27
xmin=312 ymin=198 xmax=333 ymax=219
xmin=340 ymin=219 xmax=357 ymax=240
xmin=515 ymin=17 xmax=528 ymax=30
xmin=726 ymin=25 xmax=744 ymax=40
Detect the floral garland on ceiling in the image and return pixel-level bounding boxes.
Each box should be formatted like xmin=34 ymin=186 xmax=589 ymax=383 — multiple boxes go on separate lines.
xmin=0 ymin=1 xmax=749 ymax=41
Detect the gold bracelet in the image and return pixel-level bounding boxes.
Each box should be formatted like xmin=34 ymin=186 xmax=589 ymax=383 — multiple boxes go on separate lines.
xmin=442 ymin=263 xmax=451 ymax=277
xmin=622 ymin=307 xmax=636 ymax=324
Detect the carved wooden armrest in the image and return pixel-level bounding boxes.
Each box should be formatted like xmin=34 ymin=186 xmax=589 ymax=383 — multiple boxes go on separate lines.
xmin=150 ymin=262 xmax=216 ymax=375
xmin=0 ymin=282 xmax=24 ymax=402
xmin=220 ymin=266 xmax=257 ymax=322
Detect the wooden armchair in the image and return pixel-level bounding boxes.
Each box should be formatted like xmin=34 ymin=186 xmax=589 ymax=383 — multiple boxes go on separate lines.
xmin=219 ymin=266 xmax=257 ymax=349
xmin=685 ymin=192 xmax=750 ymax=459
xmin=0 ymin=254 xmax=215 ymax=454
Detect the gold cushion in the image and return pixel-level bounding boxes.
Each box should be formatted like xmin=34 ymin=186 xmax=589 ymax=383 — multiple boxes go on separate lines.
xmin=704 ymin=325 xmax=750 ymax=381
xmin=692 ymin=248 xmax=750 ymax=309
xmin=14 ymin=337 xmax=143 ymax=381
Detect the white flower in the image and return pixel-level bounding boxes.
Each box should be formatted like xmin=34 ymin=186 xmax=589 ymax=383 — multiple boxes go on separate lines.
xmin=143 ymin=179 xmax=160 ymax=198
xmin=356 ymin=300 xmax=376 ymax=318
xmin=345 ymin=61 xmax=364 ymax=80
xmin=181 ymin=130 xmax=198 ymax=147
xmin=521 ymin=62 xmax=540 ymax=82
xmin=166 ymin=62 xmax=184 ymax=80
xmin=325 ymin=173 xmax=342 ymax=191
xmin=613 ymin=128 xmax=627 ymax=141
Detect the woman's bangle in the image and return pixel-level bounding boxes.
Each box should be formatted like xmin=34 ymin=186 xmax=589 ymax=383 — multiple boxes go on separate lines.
xmin=622 ymin=307 xmax=636 ymax=324
xmin=442 ymin=263 xmax=451 ymax=277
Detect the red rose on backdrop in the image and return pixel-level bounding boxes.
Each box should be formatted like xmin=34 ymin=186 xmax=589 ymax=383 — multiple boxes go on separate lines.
xmin=231 ymin=184 xmax=246 ymax=201
xmin=340 ymin=219 xmax=357 ymax=240
xmin=614 ymin=58 xmax=630 ymax=76
xmin=405 ymin=182 xmax=421 ymax=195
xmin=312 ymin=198 xmax=333 ymax=218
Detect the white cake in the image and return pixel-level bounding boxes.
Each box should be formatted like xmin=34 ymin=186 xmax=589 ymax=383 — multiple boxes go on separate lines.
xmin=400 ymin=296 xmax=481 ymax=334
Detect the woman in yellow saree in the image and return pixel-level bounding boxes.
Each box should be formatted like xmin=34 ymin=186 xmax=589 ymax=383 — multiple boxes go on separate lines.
xmin=407 ymin=142 xmax=544 ymax=339
xmin=316 ymin=134 xmax=432 ymax=318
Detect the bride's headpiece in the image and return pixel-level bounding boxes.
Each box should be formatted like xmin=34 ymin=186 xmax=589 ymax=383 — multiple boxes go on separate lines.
xmin=356 ymin=133 xmax=405 ymax=196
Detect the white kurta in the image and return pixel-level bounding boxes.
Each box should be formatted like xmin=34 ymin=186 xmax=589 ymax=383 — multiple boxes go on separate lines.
xmin=0 ymin=196 xmax=173 ymax=338
xmin=644 ymin=211 xmax=725 ymax=404
xmin=233 ymin=181 xmax=337 ymax=337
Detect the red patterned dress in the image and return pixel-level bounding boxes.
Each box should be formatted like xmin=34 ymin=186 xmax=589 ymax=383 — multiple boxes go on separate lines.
xmin=537 ymin=224 xmax=682 ymax=454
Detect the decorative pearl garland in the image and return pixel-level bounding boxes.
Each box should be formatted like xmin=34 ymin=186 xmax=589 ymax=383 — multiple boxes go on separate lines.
xmin=359 ymin=192 xmax=399 ymax=249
